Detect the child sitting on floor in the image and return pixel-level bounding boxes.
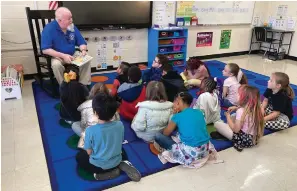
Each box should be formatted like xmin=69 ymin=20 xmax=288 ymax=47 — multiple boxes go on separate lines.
xmin=111 ymin=61 xmax=131 ymax=96
xmin=118 ymin=66 xmax=146 ymax=120
xmin=262 ymin=72 xmax=294 ymax=130
xmin=180 ymin=57 xmax=210 ymax=88
xmin=222 ymin=63 xmax=247 ymax=107
xmin=212 ymin=85 xmax=264 ymax=152
xmin=193 ymin=77 xmax=222 ymax=125
xmin=72 ymin=83 xmax=120 ymax=148
xmin=142 ymin=54 xmax=169 ymax=84
xmin=154 ymin=92 xmax=220 ymax=168
xmin=76 ymin=93 xmax=141 ymax=181
xmin=161 ymin=63 xmax=187 ymax=102
xmin=60 ymin=65 xmax=89 ymax=123
xmin=132 ymin=81 xmax=173 ymax=142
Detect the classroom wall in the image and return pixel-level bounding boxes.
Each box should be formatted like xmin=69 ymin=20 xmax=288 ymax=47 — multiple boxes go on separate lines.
xmin=259 ymin=1 xmax=297 ymax=57
xmin=1 ymin=1 xmax=296 ymax=75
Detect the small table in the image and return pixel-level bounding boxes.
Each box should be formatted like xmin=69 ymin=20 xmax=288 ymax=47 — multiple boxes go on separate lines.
xmin=249 ymin=28 xmax=295 ymax=57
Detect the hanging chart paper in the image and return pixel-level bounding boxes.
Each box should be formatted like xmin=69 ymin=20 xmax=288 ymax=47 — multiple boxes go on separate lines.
xmin=96 ymin=43 xmax=107 ymax=69
xmin=112 ymin=40 xmax=122 ymax=68
xmin=152 ymin=1 xmax=176 ymax=27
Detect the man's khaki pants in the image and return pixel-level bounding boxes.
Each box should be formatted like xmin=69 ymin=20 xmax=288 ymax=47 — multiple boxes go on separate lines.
xmin=51 ymin=56 xmax=91 ymax=85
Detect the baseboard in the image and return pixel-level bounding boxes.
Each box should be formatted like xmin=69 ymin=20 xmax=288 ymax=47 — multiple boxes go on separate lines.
xmin=286 ymin=55 xmax=297 ymax=61
xmin=192 ymin=50 xmax=258 ymax=60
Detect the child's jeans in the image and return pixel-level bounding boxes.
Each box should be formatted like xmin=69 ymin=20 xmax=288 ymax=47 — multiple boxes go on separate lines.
xmin=221 ymin=98 xmax=235 ymax=108
xmin=76 ymin=149 xmax=127 ymax=174
xmin=155 ymin=133 xmax=175 ymax=150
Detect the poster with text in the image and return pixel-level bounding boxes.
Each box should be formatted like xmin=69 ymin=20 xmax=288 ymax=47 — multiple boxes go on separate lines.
xmin=220 ymin=30 xmax=232 ymax=49
xmin=196 ymin=32 xmax=213 ymax=47
xmin=112 ymin=40 xmax=122 ymax=68
xmin=96 ymin=43 xmax=107 ymax=69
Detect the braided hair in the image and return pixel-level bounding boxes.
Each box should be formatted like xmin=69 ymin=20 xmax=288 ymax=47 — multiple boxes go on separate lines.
xmin=201 ymin=77 xmax=217 ymax=93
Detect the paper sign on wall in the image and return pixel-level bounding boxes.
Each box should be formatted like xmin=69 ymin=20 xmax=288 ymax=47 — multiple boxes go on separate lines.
xmin=287 ymin=17 xmax=296 ymax=30
xmin=96 ymin=43 xmax=107 ymax=69
xmin=153 ymin=1 xmax=176 ymax=27
xmin=252 ymin=16 xmax=260 ymax=26
xmin=112 ymin=40 xmax=122 ymax=68
xmin=196 ymin=32 xmax=213 ymax=47
xmin=220 ymin=30 xmax=232 ymax=49
xmin=277 ymin=5 xmax=288 ymax=16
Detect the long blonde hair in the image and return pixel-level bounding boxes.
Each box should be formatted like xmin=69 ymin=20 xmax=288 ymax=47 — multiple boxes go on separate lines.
xmin=89 ymin=83 xmax=109 ymax=99
xmin=238 ymin=85 xmax=264 ymax=144
xmin=273 ymin=72 xmax=295 ymax=100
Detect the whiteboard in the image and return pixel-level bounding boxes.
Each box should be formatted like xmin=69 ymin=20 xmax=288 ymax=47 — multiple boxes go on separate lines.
xmin=152 ymin=1 xmax=176 ymax=27
xmin=176 ymin=1 xmax=255 ymax=25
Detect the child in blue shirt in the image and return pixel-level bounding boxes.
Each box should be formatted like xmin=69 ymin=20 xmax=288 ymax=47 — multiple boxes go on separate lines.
xmin=75 ymin=93 xmax=141 ymax=181
xmin=154 ymin=92 xmax=220 ymax=168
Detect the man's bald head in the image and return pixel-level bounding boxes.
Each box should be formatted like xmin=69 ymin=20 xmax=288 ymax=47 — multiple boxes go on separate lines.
xmin=55 ymin=7 xmax=71 ymax=20
xmin=55 ymin=7 xmax=73 ymax=30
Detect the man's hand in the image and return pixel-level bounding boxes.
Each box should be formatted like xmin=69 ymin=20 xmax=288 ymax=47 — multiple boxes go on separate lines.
xmin=62 ymin=54 xmax=74 ymax=64
xmin=81 ymin=50 xmax=87 ymax=56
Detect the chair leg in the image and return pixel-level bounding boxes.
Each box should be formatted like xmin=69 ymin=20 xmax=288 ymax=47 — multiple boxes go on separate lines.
xmin=47 ymin=58 xmax=59 ymax=98
xmin=266 ymin=41 xmax=273 ymax=57
xmin=35 ymin=58 xmax=44 ymax=88
xmin=248 ymin=41 xmax=252 ymax=54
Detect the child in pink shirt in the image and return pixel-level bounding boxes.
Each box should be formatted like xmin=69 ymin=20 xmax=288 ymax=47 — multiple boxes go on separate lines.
xmin=222 ymin=63 xmax=247 ymax=107
xmin=212 ymin=85 xmax=264 ymax=152
xmin=180 ymin=58 xmax=210 ymax=88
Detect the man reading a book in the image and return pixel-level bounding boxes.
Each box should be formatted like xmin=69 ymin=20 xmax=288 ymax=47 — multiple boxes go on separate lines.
xmin=41 ymin=7 xmax=91 ymax=85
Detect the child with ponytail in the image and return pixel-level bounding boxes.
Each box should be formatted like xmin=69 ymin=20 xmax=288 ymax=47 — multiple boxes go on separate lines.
xmin=262 ymin=72 xmax=294 ymax=130
xmin=222 ymin=63 xmax=248 ymax=107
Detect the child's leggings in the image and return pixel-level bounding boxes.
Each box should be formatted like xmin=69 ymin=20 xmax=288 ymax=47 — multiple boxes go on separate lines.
xmin=213 ymin=121 xmax=234 ymax=140
xmin=265 ymin=105 xmax=290 ymax=130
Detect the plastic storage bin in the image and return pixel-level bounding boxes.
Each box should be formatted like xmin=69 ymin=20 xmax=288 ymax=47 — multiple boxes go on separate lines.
xmin=173 ymin=46 xmax=182 ymax=51
xmin=160 ymin=32 xmax=168 ymax=37
xmin=159 ymin=39 xmax=172 ymax=45
xmin=172 ymin=38 xmax=185 ymax=45
xmin=174 ymin=54 xmax=184 ymax=59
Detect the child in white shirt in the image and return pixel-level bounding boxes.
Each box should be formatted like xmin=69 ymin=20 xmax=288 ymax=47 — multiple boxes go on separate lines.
xmin=193 ymin=78 xmax=221 ymax=124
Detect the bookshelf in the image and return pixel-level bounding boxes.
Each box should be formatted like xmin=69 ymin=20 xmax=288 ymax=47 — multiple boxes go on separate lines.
xmin=148 ymin=28 xmax=188 ymax=68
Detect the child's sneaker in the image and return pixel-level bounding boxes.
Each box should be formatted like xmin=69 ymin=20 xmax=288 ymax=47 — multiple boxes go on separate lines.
xmin=210 ymin=131 xmax=228 ymax=141
xmin=64 ymin=120 xmax=73 ymax=125
xmin=119 ymin=161 xmax=141 ymax=182
xmin=93 ymin=168 xmax=120 ymax=181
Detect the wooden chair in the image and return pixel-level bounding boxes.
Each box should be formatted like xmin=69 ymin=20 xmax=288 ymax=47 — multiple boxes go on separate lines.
xmin=25 ymin=7 xmax=59 ymax=97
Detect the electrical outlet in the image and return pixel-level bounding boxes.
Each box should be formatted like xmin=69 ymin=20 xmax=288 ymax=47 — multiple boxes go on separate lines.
xmin=118 ymin=36 xmax=125 ymax=41
xmin=93 ymin=37 xmax=99 ymax=42
xmin=126 ymin=35 xmax=132 ymax=40
xmin=101 ymin=36 xmax=108 ymax=41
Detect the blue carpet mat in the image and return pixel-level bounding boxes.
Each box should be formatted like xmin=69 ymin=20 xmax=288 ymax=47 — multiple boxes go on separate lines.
xmin=33 ymin=60 xmax=297 ymax=191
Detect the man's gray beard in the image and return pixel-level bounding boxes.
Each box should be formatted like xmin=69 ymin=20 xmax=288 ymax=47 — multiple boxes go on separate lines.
xmin=67 ymin=23 xmax=75 ymax=32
